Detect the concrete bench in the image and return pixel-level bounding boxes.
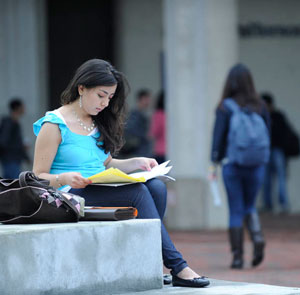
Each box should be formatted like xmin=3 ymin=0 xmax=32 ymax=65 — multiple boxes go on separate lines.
xmin=0 ymin=219 xmax=163 ymax=295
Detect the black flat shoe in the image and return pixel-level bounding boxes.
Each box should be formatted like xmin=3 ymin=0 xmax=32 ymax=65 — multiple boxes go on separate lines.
xmin=171 ymin=272 xmax=210 ymax=288
xmin=163 ymin=274 xmax=172 ymax=285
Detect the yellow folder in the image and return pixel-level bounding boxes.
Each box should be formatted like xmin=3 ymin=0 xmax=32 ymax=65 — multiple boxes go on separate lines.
xmin=87 ymin=161 xmax=174 ymax=186
xmin=88 ymin=167 xmax=146 ymax=184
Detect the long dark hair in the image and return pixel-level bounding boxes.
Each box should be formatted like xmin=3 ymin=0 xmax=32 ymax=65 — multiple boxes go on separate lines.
xmin=61 ymin=59 xmax=129 ymax=155
xmin=219 ymin=63 xmax=262 ymax=111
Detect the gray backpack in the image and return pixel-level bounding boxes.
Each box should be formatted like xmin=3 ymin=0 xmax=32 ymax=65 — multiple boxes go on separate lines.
xmin=224 ymin=98 xmax=270 ymax=166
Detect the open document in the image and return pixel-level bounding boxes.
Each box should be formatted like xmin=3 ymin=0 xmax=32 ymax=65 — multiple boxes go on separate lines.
xmin=88 ymin=160 xmax=175 ymax=187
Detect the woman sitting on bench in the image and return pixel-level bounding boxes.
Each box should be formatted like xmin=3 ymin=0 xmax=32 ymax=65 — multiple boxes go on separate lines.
xmin=32 ymin=59 xmax=210 ymax=288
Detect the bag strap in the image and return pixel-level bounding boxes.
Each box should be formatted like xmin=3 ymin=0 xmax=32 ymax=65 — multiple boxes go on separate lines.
xmin=19 ymin=171 xmax=50 ymax=188
xmin=0 ymin=178 xmax=19 ymax=187
xmin=224 ymin=98 xmax=240 ymax=113
xmin=19 ymin=171 xmax=31 ymax=187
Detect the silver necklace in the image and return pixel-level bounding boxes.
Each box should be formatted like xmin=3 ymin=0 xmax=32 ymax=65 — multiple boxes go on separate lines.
xmin=72 ymin=109 xmax=95 ymax=132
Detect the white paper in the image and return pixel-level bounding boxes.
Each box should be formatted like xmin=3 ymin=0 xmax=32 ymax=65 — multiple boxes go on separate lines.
xmin=92 ymin=160 xmax=175 ymax=187
xmin=210 ymin=180 xmax=222 ymax=207
xmin=129 ymin=160 xmax=172 ymax=181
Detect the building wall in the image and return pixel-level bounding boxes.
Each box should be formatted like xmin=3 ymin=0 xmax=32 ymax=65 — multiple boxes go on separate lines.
xmin=239 ymin=0 xmax=300 ymax=212
xmin=0 ymin=0 xmax=48 ymax=170
xmin=114 ymin=0 xmax=163 ymax=107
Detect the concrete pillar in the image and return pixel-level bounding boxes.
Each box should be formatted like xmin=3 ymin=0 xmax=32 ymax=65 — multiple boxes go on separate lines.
xmin=0 ymin=0 xmax=48 ymax=163
xmin=163 ymin=0 xmax=238 ymax=229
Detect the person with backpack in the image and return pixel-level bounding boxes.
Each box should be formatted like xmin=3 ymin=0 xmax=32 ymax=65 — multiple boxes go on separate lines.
xmin=210 ymin=64 xmax=271 ymax=269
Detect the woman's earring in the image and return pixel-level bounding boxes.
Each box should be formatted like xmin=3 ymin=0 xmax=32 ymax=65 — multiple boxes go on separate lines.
xmin=79 ymin=95 xmax=82 ymax=108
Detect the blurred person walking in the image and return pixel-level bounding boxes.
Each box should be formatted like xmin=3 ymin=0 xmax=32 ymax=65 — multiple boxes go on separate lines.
xmin=0 ymin=98 xmax=30 ymax=178
xmin=261 ymin=92 xmax=299 ymax=213
xmin=210 ymin=64 xmax=270 ymax=269
xmin=150 ymin=91 xmax=166 ymax=164
xmin=122 ymin=89 xmax=152 ymax=157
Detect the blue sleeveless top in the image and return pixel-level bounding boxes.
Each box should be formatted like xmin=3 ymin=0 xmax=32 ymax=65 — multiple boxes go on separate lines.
xmin=33 ymin=110 xmax=109 ymax=179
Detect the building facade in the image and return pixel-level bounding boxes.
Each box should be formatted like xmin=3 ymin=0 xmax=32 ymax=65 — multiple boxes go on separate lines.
xmin=1 ymin=0 xmax=299 ymax=229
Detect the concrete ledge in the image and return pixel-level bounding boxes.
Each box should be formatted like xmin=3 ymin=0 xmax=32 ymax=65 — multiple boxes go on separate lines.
xmin=125 ymin=279 xmax=300 ymax=295
xmin=0 ymin=220 xmax=163 ymax=295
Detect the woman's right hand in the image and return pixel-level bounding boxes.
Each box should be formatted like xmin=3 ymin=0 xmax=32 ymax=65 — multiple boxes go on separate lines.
xmin=60 ymin=172 xmax=92 ymax=188
xmin=208 ymin=163 xmax=218 ymax=181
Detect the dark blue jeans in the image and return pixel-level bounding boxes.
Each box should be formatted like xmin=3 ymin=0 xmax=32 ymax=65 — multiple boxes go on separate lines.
xmin=263 ymin=148 xmax=289 ymax=210
xmin=70 ymin=178 xmax=187 ymax=274
xmin=222 ymin=163 xmax=265 ymax=228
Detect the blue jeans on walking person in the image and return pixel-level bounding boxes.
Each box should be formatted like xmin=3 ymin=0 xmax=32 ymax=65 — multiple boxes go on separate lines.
xmin=70 ymin=178 xmax=188 ymax=274
xmin=263 ymin=147 xmax=289 ymax=210
xmin=222 ymin=163 xmax=265 ymax=228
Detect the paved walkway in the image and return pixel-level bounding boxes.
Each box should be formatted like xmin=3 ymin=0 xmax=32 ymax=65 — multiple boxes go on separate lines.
xmin=166 ymin=213 xmax=300 ymax=289
xmin=126 ymin=279 xmax=300 ymax=295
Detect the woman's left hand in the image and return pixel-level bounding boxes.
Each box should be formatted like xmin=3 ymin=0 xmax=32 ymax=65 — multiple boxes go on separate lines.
xmin=134 ymin=157 xmax=158 ymax=171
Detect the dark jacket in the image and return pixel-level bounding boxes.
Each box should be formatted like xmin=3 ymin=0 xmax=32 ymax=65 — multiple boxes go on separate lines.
xmin=0 ymin=116 xmax=29 ymax=162
xmin=211 ymin=99 xmax=271 ymax=163
xmin=269 ymin=110 xmax=288 ymax=149
xmin=122 ymin=109 xmax=151 ymax=156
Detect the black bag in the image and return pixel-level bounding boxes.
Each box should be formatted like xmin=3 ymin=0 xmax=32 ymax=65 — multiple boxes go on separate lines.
xmin=0 ymin=171 xmax=83 ymax=224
